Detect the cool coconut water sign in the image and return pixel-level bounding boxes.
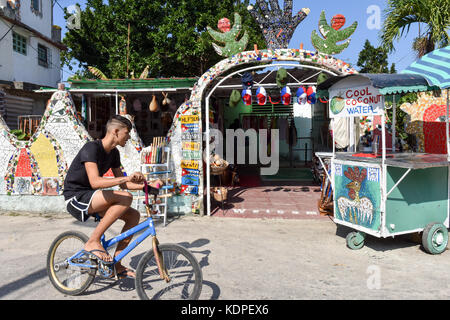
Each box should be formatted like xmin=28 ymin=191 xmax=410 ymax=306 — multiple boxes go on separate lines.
xmin=329 ymin=85 xmax=384 ymax=118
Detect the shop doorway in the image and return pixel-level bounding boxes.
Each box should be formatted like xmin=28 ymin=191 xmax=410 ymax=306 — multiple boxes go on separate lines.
xmin=204 ymin=63 xmax=337 ymax=216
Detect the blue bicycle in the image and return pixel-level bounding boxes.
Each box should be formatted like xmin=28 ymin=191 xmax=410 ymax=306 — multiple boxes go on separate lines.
xmin=46 ymin=183 xmax=202 ymax=300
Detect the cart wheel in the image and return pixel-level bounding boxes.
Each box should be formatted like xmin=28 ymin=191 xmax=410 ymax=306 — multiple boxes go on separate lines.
xmin=346 ymin=231 xmax=365 ymax=250
xmin=422 ymin=223 xmax=448 ymax=255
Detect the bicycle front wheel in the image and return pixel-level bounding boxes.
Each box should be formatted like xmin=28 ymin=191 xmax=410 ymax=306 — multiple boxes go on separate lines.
xmin=46 ymin=231 xmax=96 ymax=296
xmin=135 ymin=243 xmax=202 ymax=300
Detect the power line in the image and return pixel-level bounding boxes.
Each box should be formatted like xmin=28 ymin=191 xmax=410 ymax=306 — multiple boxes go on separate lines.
xmin=0 ymin=23 xmax=14 ymax=43
xmin=53 ymin=0 xmax=65 ymax=12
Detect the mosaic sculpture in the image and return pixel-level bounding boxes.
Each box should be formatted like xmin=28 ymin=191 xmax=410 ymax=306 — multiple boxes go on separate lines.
xmin=311 ymin=11 xmax=358 ymax=55
xmin=400 ymin=90 xmax=449 ymax=154
xmin=247 ymin=0 xmax=310 ymax=49
xmin=0 ymin=90 xmax=143 ymax=196
xmin=207 ymin=13 xmax=249 ymax=57
xmin=166 ymin=48 xmax=357 ymax=214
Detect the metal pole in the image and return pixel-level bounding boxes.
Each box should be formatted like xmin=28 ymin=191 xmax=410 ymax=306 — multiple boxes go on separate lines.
xmin=392 ymin=95 xmax=396 ymax=153
xmin=381 ymin=96 xmax=386 ymax=163
xmin=447 ymin=90 xmax=449 ymax=160
xmin=115 ymin=91 xmax=118 ymax=115
xmin=205 ymin=98 xmax=211 ymax=216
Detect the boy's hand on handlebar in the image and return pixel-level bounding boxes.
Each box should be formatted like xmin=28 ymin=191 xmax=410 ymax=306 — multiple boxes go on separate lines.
xmin=129 ymin=172 xmax=145 ymax=184
xmin=150 ymin=178 xmax=164 ymax=189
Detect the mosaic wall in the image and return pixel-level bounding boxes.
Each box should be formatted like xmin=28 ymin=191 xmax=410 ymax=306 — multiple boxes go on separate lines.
xmin=400 ymin=89 xmax=449 ymax=154
xmin=0 ymin=90 xmax=143 ymax=196
xmin=167 ymin=48 xmax=357 ymax=214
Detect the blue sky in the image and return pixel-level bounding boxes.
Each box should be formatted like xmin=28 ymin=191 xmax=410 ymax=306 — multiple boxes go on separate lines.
xmin=52 ymin=0 xmax=421 ymax=82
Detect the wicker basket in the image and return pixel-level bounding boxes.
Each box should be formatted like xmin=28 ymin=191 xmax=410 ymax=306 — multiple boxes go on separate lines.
xmin=211 ymin=187 xmax=228 ymax=202
xmin=210 ymin=160 xmax=229 ymax=175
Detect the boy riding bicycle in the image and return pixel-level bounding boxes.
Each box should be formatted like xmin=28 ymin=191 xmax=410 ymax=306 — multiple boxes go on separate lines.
xmin=63 ymin=115 xmax=162 ymax=279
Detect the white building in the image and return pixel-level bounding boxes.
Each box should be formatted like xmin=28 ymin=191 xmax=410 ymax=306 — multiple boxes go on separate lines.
xmin=0 ymin=0 xmax=66 ymax=129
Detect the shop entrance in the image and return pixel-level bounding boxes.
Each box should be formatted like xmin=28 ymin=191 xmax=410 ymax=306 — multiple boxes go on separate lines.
xmin=204 ymin=63 xmax=337 ymax=217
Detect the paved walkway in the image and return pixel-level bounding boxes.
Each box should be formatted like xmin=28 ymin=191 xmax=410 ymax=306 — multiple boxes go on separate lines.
xmin=211 ymin=182 xmax=329 ymax=220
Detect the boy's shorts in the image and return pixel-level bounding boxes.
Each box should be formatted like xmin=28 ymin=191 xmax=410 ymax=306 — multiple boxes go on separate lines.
xmin=64 ymin=190 xmax=99 ymax=222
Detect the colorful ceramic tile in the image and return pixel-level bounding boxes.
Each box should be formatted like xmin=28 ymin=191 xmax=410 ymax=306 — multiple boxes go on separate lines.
xmin=15 ymin=148 xmax=32 ymax=177
xmin=30 ymin=133 xmax=58 ymax=177
xmin=42 ymin=177 xmax=59 ymax=195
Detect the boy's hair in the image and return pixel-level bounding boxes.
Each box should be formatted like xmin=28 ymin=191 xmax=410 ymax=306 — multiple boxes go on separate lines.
xmin=106 ymin=115 xmax=132 ymax=132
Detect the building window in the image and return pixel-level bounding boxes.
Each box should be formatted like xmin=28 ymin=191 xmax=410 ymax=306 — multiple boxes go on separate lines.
xmin=38 ymin=44 xmax=49 ymax=68
xmin=31 ymin=0 xmax=42 ymax=16
xmin=32 ymin=0 xmax=39 ymax=11
xmin=12 ymin=32 xmax=27 ymax=55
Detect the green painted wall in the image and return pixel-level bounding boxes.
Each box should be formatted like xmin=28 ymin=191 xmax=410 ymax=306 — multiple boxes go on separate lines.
xmin=385 ymin=166 xmax=448 ymax=233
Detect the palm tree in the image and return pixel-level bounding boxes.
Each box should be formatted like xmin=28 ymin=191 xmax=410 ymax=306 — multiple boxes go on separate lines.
xmin=380 ymin=0 xmax=450 ymax=57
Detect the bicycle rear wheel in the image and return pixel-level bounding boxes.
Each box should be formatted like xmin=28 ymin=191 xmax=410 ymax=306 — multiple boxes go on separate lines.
xmin=135 ymin=243 xmax=202 ymax=300
xmin=47 ymin=231 xmax=96 ymax=296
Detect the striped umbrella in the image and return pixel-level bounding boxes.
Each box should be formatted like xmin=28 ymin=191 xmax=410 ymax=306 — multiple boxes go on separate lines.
xmin=402 ymin=45 xmax=450 ymax=157
xmin=402 ymin=45 xmax=450 ymax=89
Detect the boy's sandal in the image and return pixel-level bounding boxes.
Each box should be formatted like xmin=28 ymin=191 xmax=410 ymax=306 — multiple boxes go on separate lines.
xmin=116 ymin=267 xmax=136 ymax=280
xmin=86 ymin=249 xmax=113 ymax=265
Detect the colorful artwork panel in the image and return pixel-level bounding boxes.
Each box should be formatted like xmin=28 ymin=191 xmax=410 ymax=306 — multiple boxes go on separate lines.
xmin=13 ymin=177 xmax=31 ymax=194
xmin=334 ymin=163 xmax=381 ymax=231
xmin=42 ymin=177 xmax=59 ymax=195
xmin=30 ymin=134 xmax=58 ymax=177
xmin=15 ymin=148 xmax=32 ymax=177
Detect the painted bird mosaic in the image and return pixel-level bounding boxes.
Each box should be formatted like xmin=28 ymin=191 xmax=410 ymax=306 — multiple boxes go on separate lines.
xmin=337 ymin=167 xmax=374 ymax=225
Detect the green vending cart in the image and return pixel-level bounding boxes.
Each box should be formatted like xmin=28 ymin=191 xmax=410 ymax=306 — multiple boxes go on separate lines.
xmin=318 ymin=72 xmax=450 ymax=254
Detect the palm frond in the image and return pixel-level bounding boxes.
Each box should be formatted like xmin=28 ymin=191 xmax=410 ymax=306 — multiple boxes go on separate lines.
xmin=380 ymin=0 xmax=450 ymax=54
xmin=87 ymin=66 xmax=108 ymax=80
xmin=139 ymin=65 xmax=149 ymax=79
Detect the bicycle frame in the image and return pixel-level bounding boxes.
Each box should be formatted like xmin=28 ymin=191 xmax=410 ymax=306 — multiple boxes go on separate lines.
xmin=102 ymin=216 xmax=156 ymax=264
xmin=68 ymin=216 xmax=157 ymax=269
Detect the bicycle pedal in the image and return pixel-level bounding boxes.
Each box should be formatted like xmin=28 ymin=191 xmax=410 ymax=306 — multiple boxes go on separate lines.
xmin=98 ymin=261 xmax=114 ymax=278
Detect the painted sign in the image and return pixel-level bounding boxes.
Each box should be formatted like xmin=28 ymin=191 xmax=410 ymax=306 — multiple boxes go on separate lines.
xmin=182 ymin=132 xmax=200 ymax=141
xmin=329 ymin=85 xmax=383 ymax=118
xmin=181 ymin=115 xmax=199 ymax=123
xmin=333 ymin=163 xmax=381 ymax=231
xmin=182 ymin=168 xmax=200 ymax=176
xmin=182 ymin=150 xmax=202 ymax=160
xmin=181 ymin=123 xmax=200 ymax=133
xmin=182 ymin=141 xmax=201 ymax=151
xmin=180 ymin=185 xmax=199 ymax=195
xmin=181 ymin=160 xmax=199 ymax=170
xmin=182 ymin=175 xmax=200 ymax=186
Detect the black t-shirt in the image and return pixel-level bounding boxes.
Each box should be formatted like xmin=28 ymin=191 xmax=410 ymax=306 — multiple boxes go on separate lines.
xmin=63 ymin=140 xmax=121 ymax=199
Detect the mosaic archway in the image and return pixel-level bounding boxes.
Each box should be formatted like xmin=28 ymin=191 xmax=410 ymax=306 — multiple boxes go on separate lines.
xmin=167 ymin=48 xmax=357 ymax=214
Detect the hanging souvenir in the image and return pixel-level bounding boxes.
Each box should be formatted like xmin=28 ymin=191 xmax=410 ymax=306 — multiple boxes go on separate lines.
xmin=307 ymin=86 xmax=317 ymax=104
xmin=149 ymin=94 xmax=159 ymax=112
xmin=242 ymin=72 xmax=253 ymax=90
xmin=296 ymin=87 xmax=307 ymax=105
xmin=276 ymin=68 xmax=288 ymax=88
xmin=119 ymin=96 xmax=127 ymax=115
xmin=132 ymin=98 xmax=142 ymax=112
xmin=162 ymin=92 xmax=171 ymax=106
xmin=256 ymin=87 xmax=267 ymax=105
xmin=242 ymin=89 xmax=252 ymax=106
xmin=281 ymin=86 xmax=291 ymax=105
xmin=229 ymin=89 xmax=241 ymax=107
